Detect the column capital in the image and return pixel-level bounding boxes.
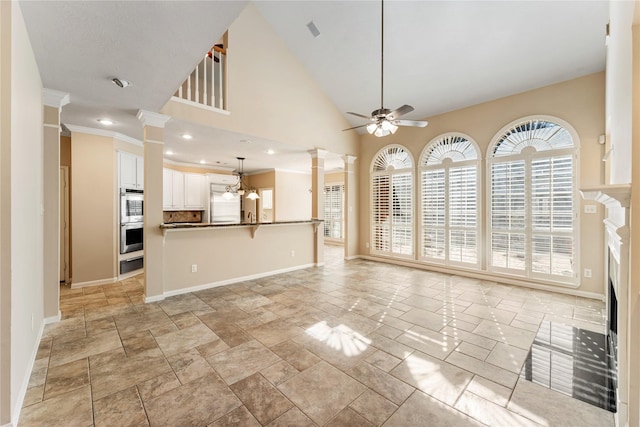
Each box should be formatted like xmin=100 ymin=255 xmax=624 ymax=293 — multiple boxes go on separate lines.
xmin=343 ymin=155 xmax=357 ymax=164
xmin=137 ymin=110 xmax=171 ymax=128
xmin=308 ymin=148 xmax=329 ymax=159
xmin=43 ymin=89 xmax=70 ymax=108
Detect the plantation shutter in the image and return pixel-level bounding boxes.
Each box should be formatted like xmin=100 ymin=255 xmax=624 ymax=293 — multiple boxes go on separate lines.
xmin=531 ymin=155 xmax=574 ymax=278
xmin=421 ymin=170 xmax=445 ymax=259
xmin=323 ymin=184 xmax=344 ymax=239
xmin=490 ymin=160 xmax=526 ymax=270
xmin=449 ymin=166 xmax=477 ymax=264
xmin=392 ymin=173 xmax=413 ymax=255
xmin=488 ymin=119 xmax=577 ymax=284
xmin=419 ymin=134 xmax=479 ymax=266
xmin=372 ymin=175 xmax=390 ymax=252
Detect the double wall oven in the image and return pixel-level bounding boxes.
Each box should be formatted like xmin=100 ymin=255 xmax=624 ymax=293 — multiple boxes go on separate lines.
xmin=120 ymin=188 xmax=143 ymax=254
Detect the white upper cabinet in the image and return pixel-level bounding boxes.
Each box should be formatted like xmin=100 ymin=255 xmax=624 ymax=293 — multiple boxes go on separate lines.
xmin=119 ymin=152 xmax=143 ymax=190
xmin=184 ymin=173 xmax=205 ymax=209
xmin=163 ymin=169 xmax=184 ymax=210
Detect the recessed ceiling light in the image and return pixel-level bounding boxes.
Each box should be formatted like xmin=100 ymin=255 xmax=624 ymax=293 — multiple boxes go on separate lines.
xmin=182 ymin=134 xmax=193 ymax=140
xmin=266 ymin=149 xmax=275 ymax=155
xmin=165 ymin=150 xmax=174 ymax=155
xmin=112 ymin=78 xmax=132 ymax=88
xmin=199 ymin=160 xmax=206 ymax=164
xmin=97 ymin=119 xmax=114 ymax=125
xmin=240 ymin=139 xmax=251 ymax=144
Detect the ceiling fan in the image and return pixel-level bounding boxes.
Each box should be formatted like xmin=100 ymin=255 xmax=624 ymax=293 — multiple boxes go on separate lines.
xmin=343 ymin=0 xmax=428 ymax=137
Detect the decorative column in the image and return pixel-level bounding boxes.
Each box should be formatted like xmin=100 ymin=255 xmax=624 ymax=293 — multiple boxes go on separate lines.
xmin=137 ymin=110 xmax=170 ymax=302
xmin=309 ymin=149 xmax=326 ymax=266
xmin=343 ymin=155 xmax=358 ymax=260
xmin=43 ymin=89 xmax=69 ymax=321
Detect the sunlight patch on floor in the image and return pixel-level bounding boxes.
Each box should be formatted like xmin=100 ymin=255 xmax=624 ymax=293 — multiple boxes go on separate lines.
xmin=305 ymin=321 xmax=371 ymax=357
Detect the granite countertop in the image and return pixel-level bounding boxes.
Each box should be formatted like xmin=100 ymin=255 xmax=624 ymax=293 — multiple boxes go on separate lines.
xmin=160 ymin=219 xmax=322 ymax=230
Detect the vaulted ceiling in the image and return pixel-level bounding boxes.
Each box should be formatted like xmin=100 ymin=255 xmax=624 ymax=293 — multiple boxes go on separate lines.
xmin=19 ymin=1 xmax=608 ymax=173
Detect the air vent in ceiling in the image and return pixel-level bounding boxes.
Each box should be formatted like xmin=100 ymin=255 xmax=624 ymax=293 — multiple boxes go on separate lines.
xmin=306 ymin=20 xmax=320 ymax=38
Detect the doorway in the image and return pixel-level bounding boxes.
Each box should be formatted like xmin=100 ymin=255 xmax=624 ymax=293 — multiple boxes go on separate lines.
xmin=59 ymin=166 xmax=69 ymax=283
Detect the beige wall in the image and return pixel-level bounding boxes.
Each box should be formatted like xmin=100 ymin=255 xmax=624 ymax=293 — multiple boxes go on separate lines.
xmin=325 ymin=172 xmax=345 ymax=184
xmin=358 ymin=72 xmax=606 ymax=296
xmin=161 ymin=3 xmax=359 ymax=159
xmin=163 ymin=224 xmax=315 ymax=292
xmin=4 ymin=1 xmax=45 ymax=423
xmin=0 ymin=1 xmax=11 ymax=422
xmin=71 ymin=132 xmax=117 ymax=285
xmin=275 ymin=170 xmax=312 ymax=221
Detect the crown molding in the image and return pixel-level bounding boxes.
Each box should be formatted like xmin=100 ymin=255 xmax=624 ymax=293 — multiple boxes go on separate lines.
xmin=137 ymin=110 xmax=171 ymax=128
xmin=43 ymin=89 xmax=70 ymax=108
xmin=163 ymin=158 xmax=234 ymax=172
xmin=65 ymin=124 xmax=143 ymax=146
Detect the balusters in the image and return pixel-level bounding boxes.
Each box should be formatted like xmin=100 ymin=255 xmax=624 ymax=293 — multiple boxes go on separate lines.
xmin=175 ymin=45 xmax=225 ymax=110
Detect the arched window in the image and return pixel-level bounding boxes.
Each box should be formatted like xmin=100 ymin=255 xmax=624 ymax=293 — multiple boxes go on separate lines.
xmin=419 ymin=133 xmax=480 ymax=266
xmin=370 ymin=145 xmax=414 ymax=257
xmin=488 ymin=118 xmax=578 ymax=284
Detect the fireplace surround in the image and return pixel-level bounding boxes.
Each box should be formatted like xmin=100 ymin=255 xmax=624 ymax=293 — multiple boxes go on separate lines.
xmin=580 ymin=184 xmax=631 ymax=426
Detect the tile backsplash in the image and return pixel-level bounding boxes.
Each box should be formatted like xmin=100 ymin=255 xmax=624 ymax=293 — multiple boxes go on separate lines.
xmin=163 ymin=211 xmax=203 ymax=223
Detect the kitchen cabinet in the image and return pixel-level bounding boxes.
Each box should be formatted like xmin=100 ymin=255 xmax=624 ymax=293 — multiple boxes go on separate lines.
xmin=163 ymin=169 xmax=184 ymax=210
xmin=119 ymin=152 xmax=143 ymax=190
xmin=184 ymin=173 xmax=205 ymax=209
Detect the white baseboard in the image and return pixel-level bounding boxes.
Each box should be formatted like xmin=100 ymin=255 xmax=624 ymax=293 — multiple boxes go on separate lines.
xmin=43 ymin=311 xmax=60 ymax=325
xmin=162 ymin=263 xmax=316 ymax=299
xmin=144 ymin=294 xmax=165 ymax=304
xmin=70 ymin=276 xmax=117 ymax=289
xmin=12 ymin=319 xmax=45 ymax=426
xmin=345 ymin=255 xmax=360 ymax=261
xmin=1 ymin=422 xmax=13 ymax=427
xmin=358 ymin=255 xmax=605 ymax=301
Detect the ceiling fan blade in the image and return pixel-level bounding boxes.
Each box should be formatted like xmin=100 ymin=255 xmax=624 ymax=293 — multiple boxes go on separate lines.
xmin=342 ymin=124 xmax=369 ymax=131
xmin=346 ymin=112 xmax=373 ymax=120
xmin=394 ymin=119 xmax=429 ymax=127
xmin=387 ymin=104 xmax=414 ymax=120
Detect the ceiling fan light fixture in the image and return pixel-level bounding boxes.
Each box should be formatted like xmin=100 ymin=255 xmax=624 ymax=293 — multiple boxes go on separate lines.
xmin=366 ymin=123 xmax=378 ymax=134
xmin=381 ymin=120 xmax=398 ymax=133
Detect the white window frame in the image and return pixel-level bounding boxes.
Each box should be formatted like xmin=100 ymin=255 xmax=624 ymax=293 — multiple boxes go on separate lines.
xmin=370 ymin=144 xmax=414 ymax=259
xmin=486 ymin=116 xmax=580 ymax=286
xmin=418 ymin=133 xmax=481 ymax=268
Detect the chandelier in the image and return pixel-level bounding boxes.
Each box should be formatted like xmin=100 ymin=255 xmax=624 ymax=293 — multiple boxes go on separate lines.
xmin=223 ymin=157 xmax=260 ymax=200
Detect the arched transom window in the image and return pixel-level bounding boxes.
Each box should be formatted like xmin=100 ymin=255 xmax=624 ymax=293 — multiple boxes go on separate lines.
xmin=370 ymin=145 xmax=413 ymax=257
xmin=420 ymin=134 xmax=480 ymax=266
xmin=488 ymin=118 xmax=578 ymax=283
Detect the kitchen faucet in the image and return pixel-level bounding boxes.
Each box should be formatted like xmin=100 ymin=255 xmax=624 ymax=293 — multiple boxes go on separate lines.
xmin=247 ymin=212 xmax=255 ymax=223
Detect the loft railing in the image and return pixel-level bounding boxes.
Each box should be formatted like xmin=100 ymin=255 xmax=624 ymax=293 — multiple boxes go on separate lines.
xmin=174 ymin=44 xmax=226 ymax=110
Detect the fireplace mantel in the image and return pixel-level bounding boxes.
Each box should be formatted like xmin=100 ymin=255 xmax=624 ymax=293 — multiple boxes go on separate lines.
xmin=580 ymin=184 xmax=631 ymax=208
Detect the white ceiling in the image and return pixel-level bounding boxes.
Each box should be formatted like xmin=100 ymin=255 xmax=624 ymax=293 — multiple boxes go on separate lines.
xmin=19 ymin=0 xmax=608 ymax=173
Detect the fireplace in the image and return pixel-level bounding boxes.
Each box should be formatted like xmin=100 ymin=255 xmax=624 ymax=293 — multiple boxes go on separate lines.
xmin=580 ymin=184 xmax=631 ymax=425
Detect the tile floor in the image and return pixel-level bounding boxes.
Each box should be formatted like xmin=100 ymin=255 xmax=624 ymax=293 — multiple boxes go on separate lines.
xmin=19 ymin=246 xmax=614 ymax=426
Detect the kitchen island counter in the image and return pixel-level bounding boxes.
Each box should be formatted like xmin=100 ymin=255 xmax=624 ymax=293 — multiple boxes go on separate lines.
xmin=160 ymin=219 xmax=322 ymax=230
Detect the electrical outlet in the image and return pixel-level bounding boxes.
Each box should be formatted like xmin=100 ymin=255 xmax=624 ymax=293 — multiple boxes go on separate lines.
xmin=584 ymin=205 xmax=597 ymax=214
xmin=365 ymin=242 xmax=370 ymax=248
xmin=290 ymin=250 xmax=295 ymax=257
xmin=584 ymin=268 xmax=592 ymax=278
xmin=191 ymin=264 xmax=197 ymax=273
